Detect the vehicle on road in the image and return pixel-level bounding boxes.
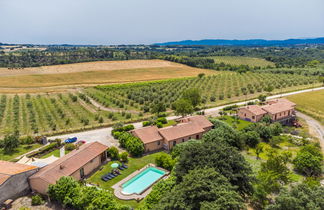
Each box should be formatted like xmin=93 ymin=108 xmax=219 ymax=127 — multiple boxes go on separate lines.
xmin=65 ymin=137 xmax=77 ymax=143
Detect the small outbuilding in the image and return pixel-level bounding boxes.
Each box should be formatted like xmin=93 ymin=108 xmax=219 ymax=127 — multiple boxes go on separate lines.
xmin=0 ymin=161 xmax=38 ymax=204
xmin=29 ymin=142 xmax=108 ymax=195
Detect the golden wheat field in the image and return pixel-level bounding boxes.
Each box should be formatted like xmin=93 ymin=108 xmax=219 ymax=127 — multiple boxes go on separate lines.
xmin=0 ymin=60 xmax=217 ymax=92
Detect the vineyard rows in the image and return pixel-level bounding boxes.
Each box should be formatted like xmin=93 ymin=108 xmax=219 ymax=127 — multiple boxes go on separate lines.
xmin=0 ymin=72 xmax=320 ymax=137
xmin=0 ymin=93 xmax=135 ymax=137
xmin=89 ymin=72 xmax=319 ymax=112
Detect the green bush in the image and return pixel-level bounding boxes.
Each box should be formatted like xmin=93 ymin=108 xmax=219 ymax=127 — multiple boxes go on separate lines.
xmin=117 ymin=132 xmax=144 ymax=156
xmin=156 ymin=117 xmax=167 ymax=124
xmin=107 ymin=146 xmax=119 ymax=160
xmin=64 ymin=143 xmax=76 ymax=151
xmin=31 ymin=194 xmax=44 ymax=206
xmin=155 ymin=153 xmax=175 ymax=171
xmin=20 ymin=136 xmax=34 ymax=145
xmin=142 ymin=121 xmax=152 ymax=127
xmin=156 ymin=122 xmax=163 ymax=128
xmin=48 ymin=176 xmax=128 ymax=209
xmin=120 ymin=152 xmax=129 ymax=162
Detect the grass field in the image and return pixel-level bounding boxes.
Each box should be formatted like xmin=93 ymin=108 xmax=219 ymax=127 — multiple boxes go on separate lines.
xmin=286 ymin=89 xmax=324 ymax=125
xmin=0 ymin=60 xmax=216 ymax=91
xmin=218 ymin=115 xmax=252 ymax=130
xmin=0 ymin=143 xmax=42 ymax=161
xmin=88 ymin=152 xmax=164 ymax=208
xmin=209 ymin=56 xmax=275 ymax=67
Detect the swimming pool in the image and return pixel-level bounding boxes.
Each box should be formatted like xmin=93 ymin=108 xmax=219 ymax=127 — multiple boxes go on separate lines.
xmin=121 ymin=167 xmax=166 ymax=195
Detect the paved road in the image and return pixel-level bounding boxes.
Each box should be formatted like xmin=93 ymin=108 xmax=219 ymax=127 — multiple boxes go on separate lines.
xmin=297 ymin=112 xmax=324 ymax=153
xmin=49 ymin=86 xmax=324 ymax=146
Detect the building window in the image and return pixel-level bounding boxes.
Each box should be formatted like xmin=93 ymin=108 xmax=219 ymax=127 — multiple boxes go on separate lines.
xmin=157 ymin=141 xmax=160 ymax=145
xmin=252 ymin=116 xmax=255 ymax=119
xmin=182 ymin=139 xmax=185 ymax=142
xmin=196 ymin=135 xmax=199 ymax=139
xmin=189 ymin=137 xmax=191 ymax=140
xmin=244 ymin=113 xmax=246 ymax=117
xmin=173 ymin=141 xmax=176 ymax=146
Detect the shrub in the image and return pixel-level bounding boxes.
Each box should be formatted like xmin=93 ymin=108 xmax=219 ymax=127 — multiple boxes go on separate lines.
xmin=120 ymin=152 xmax=129 ymax=162
xmin=64 ymin=143 xmax=76 ymax=151
xmin=156 ymin=122 xmax=163 ymax=128
xmin=142 ymin=121 xmax=152 ymax=127
xmin=20 ymin=136 xmax=34 ymax=145
xmin=31 ymin=194 xmax=44 ymax=206
xmin=293 ymin=144 xmax=323 ymax=177
xmin=156 ymin=117 xmax=167 ymax=124
xmin=155 ymin=153 xmax=175 ymax=171
xmin=107 ymin=146 xmax=119 ymax=160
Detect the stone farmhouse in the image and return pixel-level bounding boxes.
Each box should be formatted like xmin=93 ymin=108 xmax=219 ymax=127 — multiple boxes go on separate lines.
xmin=238 ymin=98 xmax=296 ymax=123
xmin=29 ymin=142 xmax=108 ymax=195
xmin=0 ymin=161 xmax=38 ymax=204
xmin=130 ymin=115 xmax=213 ymax=152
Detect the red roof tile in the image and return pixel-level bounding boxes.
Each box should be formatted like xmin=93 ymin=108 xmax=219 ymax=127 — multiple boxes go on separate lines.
xmin=242 ymin=105 xmax=267 ymax=115
xmin=29 ymin=142 xmax=108 ymax=185
xmin=131 ymin=126 xmax=163 ymax=144
xmin=0 ymin=161 xmax=38 ymax=185
xmin=159 ymin=123 xmax=205 ymax=141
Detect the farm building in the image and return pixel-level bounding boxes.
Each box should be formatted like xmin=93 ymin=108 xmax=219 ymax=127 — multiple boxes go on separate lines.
xmin=238 ymin=98 xmax=296 ymax=123
xmin=29 ymin=142 xmax=108 ymax=195
xmin=0 ymin=161 xmax=38 ymax=204
xmin=130 ymin=115 xmax=213 ymax=152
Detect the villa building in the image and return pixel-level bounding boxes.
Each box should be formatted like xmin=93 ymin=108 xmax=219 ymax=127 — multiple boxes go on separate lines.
xmin=29 ymin=142 xmax=108 ymax=195
xmin=130 ymin=115 xmax=213 ymax=152
xmin=238 ymin=98 xmax=296 ymax=123
xmin=0 ymin=161 xmax=38 ymax=204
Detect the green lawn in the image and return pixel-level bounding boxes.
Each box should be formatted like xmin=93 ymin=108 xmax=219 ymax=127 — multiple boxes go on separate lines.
xmin=218 ymin=115 xmax=252 ymax=130
xmin=0 ymin=143 xmax=42 ymax=161
xmin=40 ymin=148 xmax=70 ymax=159
xmin=87 ymin=152 xmax=165 ymax=209
xmin=163 ymin=120 xmax=176 ymax=127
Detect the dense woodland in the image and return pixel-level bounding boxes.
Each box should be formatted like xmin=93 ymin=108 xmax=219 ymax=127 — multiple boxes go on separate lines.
xmin=0 ymin=45 xmax=323 ymax=73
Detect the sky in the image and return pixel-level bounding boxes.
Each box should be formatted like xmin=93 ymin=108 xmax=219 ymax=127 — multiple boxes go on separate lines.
xmin=0 ymin=0 xmax=323 ymax=45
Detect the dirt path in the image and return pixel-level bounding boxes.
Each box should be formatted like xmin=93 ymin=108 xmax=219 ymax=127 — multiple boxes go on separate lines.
xmin=86 ymin=95 xmax=140 ymax=114
xmin=297 ymin=112 xmax=324 ymax=153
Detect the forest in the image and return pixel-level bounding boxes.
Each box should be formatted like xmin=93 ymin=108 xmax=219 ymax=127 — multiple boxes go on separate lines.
xmin=1 ymin=45 xmax=323 ymax=71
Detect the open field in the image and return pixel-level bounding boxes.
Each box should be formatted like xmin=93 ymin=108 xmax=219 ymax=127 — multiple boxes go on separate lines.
xmin=209 ymin=56 xmax=275 ymax=67
xmin=286 ymin=89 xmax=324 ymax=125
xmin=0 ymin=60 xmax=216 ymax=91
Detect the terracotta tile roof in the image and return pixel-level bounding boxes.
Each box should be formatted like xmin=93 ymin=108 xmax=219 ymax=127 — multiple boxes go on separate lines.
xmin=0 ymin=160 xmax=38 ymax=185
xmin=179 ymin=115 xmax=213 ymax=129
xmin=29 ymin=142 xmax=108 ymax=185
xmin=158 ymin=123 xmax=205 ymax=141
xmin=131 ymin=126 xmax=163 ymax=144
xmin=0 ymin=174 xmax=10 ymax=185
xmin=243 ymin=105 xmax=267 ymax=115
xmin=261 ymin=103 xmax=294 ymax=114
xmin=267 ymin=98 xmax=296 ymax=107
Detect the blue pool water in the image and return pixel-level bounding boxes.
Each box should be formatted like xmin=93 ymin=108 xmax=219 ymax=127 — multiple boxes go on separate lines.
xmin=122 ymin=167 xmax=166 ymax=194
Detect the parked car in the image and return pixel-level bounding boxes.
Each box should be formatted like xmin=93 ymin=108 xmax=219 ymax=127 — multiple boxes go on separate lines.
xmin=76 ymin=140 xmax=86 ymax=145
xmin=65 ymin=137 xmax=77 ymax=143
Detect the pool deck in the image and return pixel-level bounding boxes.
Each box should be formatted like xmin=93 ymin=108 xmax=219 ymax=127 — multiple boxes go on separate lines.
xmin=112 ymin=163 xmax=169 ymax=200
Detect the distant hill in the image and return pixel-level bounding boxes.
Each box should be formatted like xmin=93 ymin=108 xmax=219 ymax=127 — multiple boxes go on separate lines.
xmin=156 ymin=37 xmax=324 ymax=46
